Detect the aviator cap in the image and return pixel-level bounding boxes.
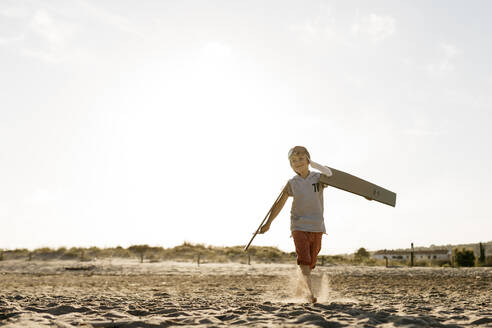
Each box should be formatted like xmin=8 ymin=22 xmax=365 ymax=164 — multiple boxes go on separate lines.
xmin=288 ymin=146 xmax=310 ymax=160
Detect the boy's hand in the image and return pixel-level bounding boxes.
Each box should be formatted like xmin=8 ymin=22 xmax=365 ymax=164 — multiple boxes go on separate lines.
xmin=259 ymin=223 xmax=270 ymax=234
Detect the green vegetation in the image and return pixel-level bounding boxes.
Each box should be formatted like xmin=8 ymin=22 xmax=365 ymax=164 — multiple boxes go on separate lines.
xmin=3 ymin=248 xmax=29 ymax=260
xmin=354 ymin=247 xmax=370 ymax=260
xmin=453 ymin=248 xmax=475 ymax=267
xmin=128 ymin=245 xmax=151 ymax=263
xmin=0 ymin=242 xmax=487 ymax=267
xmin=0 ymin=243 xmax=366 ymax=265
xmin=0 ymin=244 xmax=297 ymax=264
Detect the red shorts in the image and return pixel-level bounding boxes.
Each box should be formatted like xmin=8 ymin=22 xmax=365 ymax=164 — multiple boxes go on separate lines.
xmin=292 ymin=230 xmax=323 ymax=269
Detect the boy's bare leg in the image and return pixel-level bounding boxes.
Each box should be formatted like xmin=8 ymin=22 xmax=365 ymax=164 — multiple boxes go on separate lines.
xmin=299 ymin=265 xmax=317 ymax=303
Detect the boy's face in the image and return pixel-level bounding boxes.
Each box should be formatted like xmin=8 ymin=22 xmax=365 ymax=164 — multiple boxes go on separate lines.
xmin=289 ymin=153 xmax=309 ymax=174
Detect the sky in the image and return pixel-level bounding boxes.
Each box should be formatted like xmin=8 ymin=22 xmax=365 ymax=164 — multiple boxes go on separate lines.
xmin=1 ymin=0 xmax=491 ymax=255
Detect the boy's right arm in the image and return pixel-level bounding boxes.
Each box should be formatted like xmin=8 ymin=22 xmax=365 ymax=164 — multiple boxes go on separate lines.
xmin=310 ymin=160 xmax=333 ymax=177
xmin=259 ymin=184 xmax=290 ymax=234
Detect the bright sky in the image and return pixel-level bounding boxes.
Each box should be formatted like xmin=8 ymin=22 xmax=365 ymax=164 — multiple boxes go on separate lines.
xmin=1 ymin=1 xmax=491 ymax=255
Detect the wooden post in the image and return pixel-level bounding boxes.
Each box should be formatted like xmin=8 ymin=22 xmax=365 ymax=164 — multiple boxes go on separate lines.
xmin=28 ymin=252 xmax=32 ymax=261
xmin=321 ymin=256 xmax=325 ymax=266
xmin=248 ymin=255 xmax=251 ymax=265
xmin=384 ymin=256 xmax=388 ymax=268
xmin=197 ymin=254 xmax=200 ymax=266
xmin=410 ymin=243 xmax=414 ymax=267
xmin=0 ymin=250 xmax=3 ymax=261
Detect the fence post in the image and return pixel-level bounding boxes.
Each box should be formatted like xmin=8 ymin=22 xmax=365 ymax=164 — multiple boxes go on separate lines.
xmin=384 ymin=256 xmax=388 ymax=268
xmin=248 ymin=255 xmax=251 ymax=265
xmin=410 ymin=243 xmax=414 ymax=267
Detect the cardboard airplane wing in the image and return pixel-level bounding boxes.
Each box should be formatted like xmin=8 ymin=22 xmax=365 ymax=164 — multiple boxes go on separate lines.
xmin=319 ymin=167 xmax=396 ymax=207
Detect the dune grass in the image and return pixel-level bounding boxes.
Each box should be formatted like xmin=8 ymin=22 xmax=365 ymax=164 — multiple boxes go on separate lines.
xmin=0 ymin=243 xmax=465 ymax=267
xmin=0 ymin=243 xmax=298 ymax=264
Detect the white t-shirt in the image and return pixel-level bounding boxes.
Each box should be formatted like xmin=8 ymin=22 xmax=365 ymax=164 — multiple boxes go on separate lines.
xmin=287 ymin=171 xmax=326 ymax=233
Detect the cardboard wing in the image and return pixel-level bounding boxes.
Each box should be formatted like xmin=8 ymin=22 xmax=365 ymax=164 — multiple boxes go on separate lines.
xmin=319 ymin=167 xmax=396 ymax=207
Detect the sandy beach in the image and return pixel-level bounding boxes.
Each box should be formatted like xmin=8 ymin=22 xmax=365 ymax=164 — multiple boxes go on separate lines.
xmin=0 ymin=259 xmax=491 ymax=327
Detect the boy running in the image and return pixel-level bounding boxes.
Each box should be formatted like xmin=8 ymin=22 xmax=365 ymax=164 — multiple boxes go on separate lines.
xmin=259 ymin=146 xmax=332 ymax=303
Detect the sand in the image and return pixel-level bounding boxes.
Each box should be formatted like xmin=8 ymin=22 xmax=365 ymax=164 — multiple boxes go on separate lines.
xmin=1 ymin=259 xmax=491 ymax=327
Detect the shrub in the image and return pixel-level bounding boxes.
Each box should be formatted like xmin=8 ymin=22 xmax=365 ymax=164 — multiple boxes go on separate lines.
xmin=112 ymin=246 xmax=131 ymax=258
xmin=86 ymin=246 xmax=102 ymax=258
xmin=34 ymin=247 xmax=53 ymax=254
xmin=61 ymin=247 xmax=80 ymax=259
xmin=128 ymin=245 xmax=151 ymax=263
xmin=56 ymin=247 xmax=67 ymax=254
xmin=453 ymin=248 xmax=475 ymax=267
xmin=33 ymin=247 xmax=59 ymax=260
xmin=6 ymin=249 xmax=29 ymax=260
xmin=355 ymin=247 xmax=370 ymax=260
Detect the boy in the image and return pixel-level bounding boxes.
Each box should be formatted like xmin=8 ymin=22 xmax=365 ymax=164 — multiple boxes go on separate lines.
xmin=259 ymin=146 xmax=332 ymax=303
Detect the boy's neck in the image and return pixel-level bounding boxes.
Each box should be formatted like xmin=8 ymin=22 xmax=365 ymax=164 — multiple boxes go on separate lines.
xmin=297 ymin=170 xmax=310 ymax=179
